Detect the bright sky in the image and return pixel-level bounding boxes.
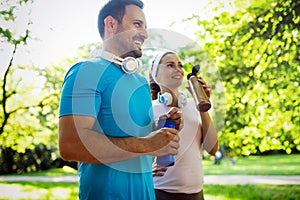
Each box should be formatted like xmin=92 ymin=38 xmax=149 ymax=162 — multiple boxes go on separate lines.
xmin=1 ymin=0 xmax=218 ymax=76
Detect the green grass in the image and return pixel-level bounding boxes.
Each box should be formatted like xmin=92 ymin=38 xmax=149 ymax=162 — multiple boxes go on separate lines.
xmin=1 ymin=182 xmax=299 ymax=200
xmin=203 ymin=154 xmax=300 ymax=175
xmin=0 ymin=154 xmax=300 ymax=199
xmin=0 ymin=181 xmax=78 ymax=200
xmin=203 ymin=184 xmax=300 ymax=200
xmin=0 ymin=166 xmax=78 ymax=177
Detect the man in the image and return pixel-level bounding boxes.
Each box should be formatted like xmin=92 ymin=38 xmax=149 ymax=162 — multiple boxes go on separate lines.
xmin=58 ymin=0 xmax=181 ymax=199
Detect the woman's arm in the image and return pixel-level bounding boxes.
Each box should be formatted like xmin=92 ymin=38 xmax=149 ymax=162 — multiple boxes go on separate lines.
xmin=200 ymin=111 xmax=218 ymax=155
xmin=197 ymin=77 xmax=218 ymax=155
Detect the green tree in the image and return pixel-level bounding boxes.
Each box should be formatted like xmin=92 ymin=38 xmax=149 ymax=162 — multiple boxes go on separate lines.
xmin=1 ymin=0 xmax=35 ymax=149
xmin=0 ymin=0 xmax=103 ymax=173
xmin=0 ymin=0 xmax=68 ymax=173
xmin=192 ymin=0 xmax=299 ymax=156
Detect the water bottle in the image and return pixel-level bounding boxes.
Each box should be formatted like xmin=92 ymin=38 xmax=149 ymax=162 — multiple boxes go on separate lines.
xmin=156 ymin=115 xmax=175 ymax=167
xmin=187 ymin=64 xmax=211 ymax=112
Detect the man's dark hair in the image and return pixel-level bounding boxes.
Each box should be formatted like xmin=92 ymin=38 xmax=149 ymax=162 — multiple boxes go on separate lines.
xmin=98 ymin=0 xmax=144 ymax=39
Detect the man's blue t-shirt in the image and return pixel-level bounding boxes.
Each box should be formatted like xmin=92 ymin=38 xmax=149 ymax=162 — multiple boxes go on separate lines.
xmin=59 ymin=58 xmax=155 ymax=200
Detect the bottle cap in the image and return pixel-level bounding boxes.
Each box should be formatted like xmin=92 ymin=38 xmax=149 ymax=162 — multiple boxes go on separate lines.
xmin=187 ymin=64 xmax=200 ymax=79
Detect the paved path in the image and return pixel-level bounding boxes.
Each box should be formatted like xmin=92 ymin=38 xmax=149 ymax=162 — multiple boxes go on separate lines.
xmin=1 ymin=175 xmax=300 ymax=185
xmin=204 ymin=175 xmax=300 ymax=185
xmin=0 ymin=175 xmax=78 ymax=183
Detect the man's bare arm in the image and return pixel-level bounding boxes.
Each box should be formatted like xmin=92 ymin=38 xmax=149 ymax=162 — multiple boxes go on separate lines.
xmin=59 ymin=115 xmax=179 ymax=164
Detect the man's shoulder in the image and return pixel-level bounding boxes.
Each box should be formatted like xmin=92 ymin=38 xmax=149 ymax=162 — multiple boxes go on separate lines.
xmin=65 ymin=58 xmax=111 ymax=77
xmin=77 ymin=57 xmax=111 ymax=70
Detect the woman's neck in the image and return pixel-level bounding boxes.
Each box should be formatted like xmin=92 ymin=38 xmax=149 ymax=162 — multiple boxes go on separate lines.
xmin=160 ymin=86 xmax=179 ymax=95
xmin=160 ymin=86 xmax=180 ymax=107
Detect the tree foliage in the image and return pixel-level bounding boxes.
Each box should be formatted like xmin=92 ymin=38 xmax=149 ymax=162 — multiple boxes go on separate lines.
xmin=191 ymin=0 xmax=299 ymax=156
xmin=0 ymin=0 xmax=73 ymax=173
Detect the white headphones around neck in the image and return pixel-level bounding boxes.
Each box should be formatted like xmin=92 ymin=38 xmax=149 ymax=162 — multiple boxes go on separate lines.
xmin=100 ymin=51 xmax=142 ymax=74
xmin=158 ymin=92 xmax=187 ymax=108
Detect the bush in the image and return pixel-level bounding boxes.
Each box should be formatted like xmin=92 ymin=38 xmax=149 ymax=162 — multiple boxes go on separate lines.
xmin=0 ymin=144 xmax=77 ymax=174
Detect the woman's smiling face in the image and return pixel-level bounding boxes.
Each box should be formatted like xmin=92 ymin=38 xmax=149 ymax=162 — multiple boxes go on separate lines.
xmin=156 ymin=53 xmax=184 ymax=90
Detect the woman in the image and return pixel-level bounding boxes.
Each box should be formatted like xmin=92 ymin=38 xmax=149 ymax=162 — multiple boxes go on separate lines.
xmin=149 ymin=50 xmax=218 ymax=200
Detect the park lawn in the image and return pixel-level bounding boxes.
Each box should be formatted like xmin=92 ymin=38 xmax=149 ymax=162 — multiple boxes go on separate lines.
xmin=27 ymin=166 xmax=77 ymax=176
xmin=0 ymin=166 xmax=78 ymax=177
xmin=1 ymin=182 xmax=299 ymax=200
xmin=4 ymin=154 xmax=299 ymax=177
xmin=203 ymin=184 xmax=300 ymax=200
xmin=0 ymin=154 xmax=299 ymax=199
xmin=0 ymin=181 xmax=78 ymax=200
xmin=202 ymin=154 xmax=300 ymax=175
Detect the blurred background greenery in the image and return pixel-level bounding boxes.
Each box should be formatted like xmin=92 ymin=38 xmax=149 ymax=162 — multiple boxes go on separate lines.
xmin=0 ymin=0 xmax=299 ymax=175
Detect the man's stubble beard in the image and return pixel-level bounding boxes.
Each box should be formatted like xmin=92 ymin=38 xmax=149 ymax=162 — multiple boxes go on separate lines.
xmin=116 ymin=27 xmax=142 ymax=59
